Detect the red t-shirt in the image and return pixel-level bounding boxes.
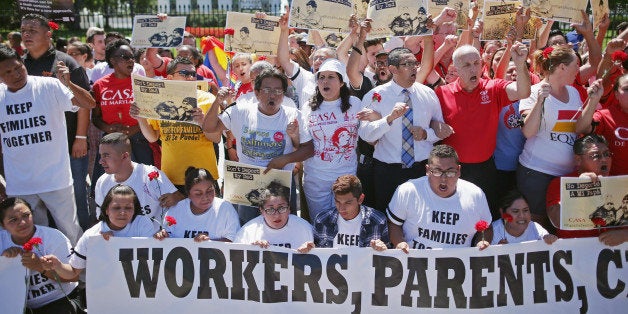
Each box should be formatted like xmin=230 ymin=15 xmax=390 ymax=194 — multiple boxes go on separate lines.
xmin=92 ymin=73 xmax=137 ymax=126
xmin=154 ymin=57 xmax=173 ymax=78
xmin=196 ymin=64 xmax=217 ymax=83
xmin=235 ymin=81 xmax=253 ymax=100
xmin=593 ymin=105 xmax=628 ymax=175
xmin=436 ymin=78 xmax=512 ymax=163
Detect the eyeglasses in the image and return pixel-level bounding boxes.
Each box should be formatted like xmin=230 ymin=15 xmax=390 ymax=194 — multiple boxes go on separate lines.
xmin=262 ymin=206 xmax=289 ymax=215
xmin=429 ymin=169 xmax=458 ymax=178
xmin=176 ymin=70 xmax=197 ymax=78
xmin=260 ymin=88 xmax=284 ymax=95
xmin=581 ymin=151 xmax=612 ymax=161
xmin=375 ymin=61 xmax=388 ymax=67
xmin=115 ymin=54 xmax=134 ymax=61
xmin=397 ymin=61 xmax=419 ymax=68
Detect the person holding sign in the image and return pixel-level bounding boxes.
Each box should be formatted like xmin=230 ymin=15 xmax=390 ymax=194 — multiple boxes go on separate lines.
xmin=154 ymin=167 xmax=239 ymax=242
xmin=234 ymin=181 xmax=313 ymax=251
xmin=387 ymin=145 xmax=492 ymax=252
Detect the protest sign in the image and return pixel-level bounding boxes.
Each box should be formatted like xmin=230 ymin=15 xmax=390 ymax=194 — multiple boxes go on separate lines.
xmin=132 ymin=74 xmax=199 ymax=123
xmin=522 ymin=0 xmax=588 ymax=24
xmin=131 ymin=15 xmax=187 ymax=48
xmin=427 ymin=0 xmax=469 ymax=30
xmin=592 ymin=0 xmax=610 ymax=30
xmin=560 ymin=175 xmax=628 ymax=230
xmin=289 ymin=0 xmax=354 ymax=32
xmin=84 ymin=237 xmax=627 ymax=313
xmin=367 ymin=0 xmax=433 ymax=38
xmin=482 ymin=1 xmax=540 ymax=41
xmin=223 ymin=160 xmax=293 ymax=207
xmin=18 ymin=0 xmax=75 ymax=22
xmin=224 ymin=12 xmax=281 ymax=54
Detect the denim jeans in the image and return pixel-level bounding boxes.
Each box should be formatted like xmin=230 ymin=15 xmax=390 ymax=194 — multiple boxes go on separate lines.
xmin=71 ymin=155 xmax=91 ymax=230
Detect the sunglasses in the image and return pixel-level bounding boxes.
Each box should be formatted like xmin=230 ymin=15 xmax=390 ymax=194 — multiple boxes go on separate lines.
xmin=115 ymin=54 xmax=134 ymax=61
xmin=176 ymin=70 xmax=197 ymax=78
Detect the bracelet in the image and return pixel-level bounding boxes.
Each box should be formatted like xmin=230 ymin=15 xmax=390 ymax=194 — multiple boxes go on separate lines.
xmin=153 ymin=58 xmax=164 ymax=69
xmin=352 ymin=46 xmax=362 ymax=55
xmin=75 ymin=135 xmax=87 ymax=139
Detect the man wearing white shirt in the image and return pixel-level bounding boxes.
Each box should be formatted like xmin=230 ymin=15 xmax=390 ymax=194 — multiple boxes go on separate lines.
xmin=359 ymin=47 xmax=452 ymax=211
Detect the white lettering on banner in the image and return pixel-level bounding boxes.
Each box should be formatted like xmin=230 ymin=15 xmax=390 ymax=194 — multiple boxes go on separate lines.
xmin=82 ymin=238 xmax=627 ymax=313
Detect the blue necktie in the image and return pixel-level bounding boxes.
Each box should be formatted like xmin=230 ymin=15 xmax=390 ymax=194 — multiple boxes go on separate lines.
xmin=401 ymin=89 xmax=414 ymax=168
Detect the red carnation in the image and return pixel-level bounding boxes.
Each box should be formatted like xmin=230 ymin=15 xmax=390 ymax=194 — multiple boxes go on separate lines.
xmin=23 ymin=242 xmax=33 ymax=252
xmin=48 ymin=21 xmax=59 ymax=30
xmin=165 ymin=216 xmax=177 ymax=227
xmin=591 ymin=217 xmax=606 ymax=227
xmin=475 ymin=220 xmax=489 ymax=232
xmin=148 ymin=171 xmax=159 ymax=181
xmin=372 ymin=92 xmax=382 ymax=102
xmin=502 ymin=213 xmax=514 ymax=223
xmin=611 ymin=51 xmax=628 ymax=63
xmin=542 ymin=46 xmax=554 ymax=59
xmin=224 ymin=28 xmax=235 ymax=36
xmin=258 ymin=55 xmax=267 ymax=61
xmin=22 ymin=237 xmax=43 ymax=252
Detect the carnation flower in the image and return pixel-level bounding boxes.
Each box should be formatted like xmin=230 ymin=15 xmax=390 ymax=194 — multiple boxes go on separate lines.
xmin=542 ymin=46 xmax=554 ymax=59
xmin=224 ymin=28 xmax=235 ymax=36
xmin=48 ymin=21 xmax=59 ymax=30
xmin=165 ymin=216 xmax=177 ymax=227
xmin=611 ymin=51 xmax=628 ymax=63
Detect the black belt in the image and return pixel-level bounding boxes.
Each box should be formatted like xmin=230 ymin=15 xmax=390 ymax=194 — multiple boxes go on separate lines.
xmin=373 ymin=158 xmax=426 ymax=169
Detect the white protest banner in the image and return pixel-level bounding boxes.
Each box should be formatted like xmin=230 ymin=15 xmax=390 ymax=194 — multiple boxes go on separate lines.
xmin=85 ymin=237 xmax=626 ymax=313
xmin=223 ymin=160 xmax=292 ymax=206
xmin=132 ymin=74 xmax=199 ymax=123
xmin=560 ymin=175 xmax=628 ymax=230
xmin=522 ymin=0 xmax=588 ymax=24
xmin=482 ymin=1 xmax=540 ymax=41
xmin=0 ymin=257 xmax=26 ymax=313
xmin=224 ymin=12 xmax=281 ymax=54
xmin=367 ymin=0 xmax=433 ymax=38
xmin=131 ymin=15 xmax=187 ymax=48
xmin=288 ymin=0 xmax=354 ymax=32
xmin=427 ymin=0 xmax=469 ymax=30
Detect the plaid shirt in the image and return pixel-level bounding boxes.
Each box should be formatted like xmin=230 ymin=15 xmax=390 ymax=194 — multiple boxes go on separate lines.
xmin=313 ymin=205 xmax=390 ymax=248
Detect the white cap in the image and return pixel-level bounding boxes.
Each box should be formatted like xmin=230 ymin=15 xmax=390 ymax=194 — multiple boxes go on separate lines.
xmin=316 ymin=59 xmax=347 ymax=82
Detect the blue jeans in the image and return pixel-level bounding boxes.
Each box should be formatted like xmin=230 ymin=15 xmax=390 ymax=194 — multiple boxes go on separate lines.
xmin=71 ymin=156 xmax=91 ymax=230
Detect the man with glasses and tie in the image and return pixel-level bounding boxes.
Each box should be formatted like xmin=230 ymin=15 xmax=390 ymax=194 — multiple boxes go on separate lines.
xmin=359 ymin=47 xmax=449 ymax=212
xmin=131 ymin=57 xmax=222 ymax=194
xmin=387 ymin=145 xmax=492 ymax=251
xmin=203 ymin=68 xmax=314 ymax=224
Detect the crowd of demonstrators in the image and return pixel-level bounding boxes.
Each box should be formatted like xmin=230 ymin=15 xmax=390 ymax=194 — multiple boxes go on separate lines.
xmin=1 ymin=5 xmax=628 ymax=312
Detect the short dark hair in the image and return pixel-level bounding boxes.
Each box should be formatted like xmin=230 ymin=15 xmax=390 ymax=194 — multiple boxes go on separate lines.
xmin=498 ymin=189 xmax=528 ymax=211
xmin=0 ymin=45 xmax=20 ymax=63
xmin=98 ymin=185 xmax=143 ymax=223
xmin=105 ymin=38 xmax=131 ymax=68
xmin=105 ymin=32 xmax=125 ymax=45
xmin=573 ymin=134 xmax=608 ymax=155
xmin=67 ymin=42 xmax=93 ymax=61
xmin=254 ymin=68 xmax=288 ymax=92
xmin=332 ymin=175 xmax=362 ymax=199
xmin=0 ymin=197 xmax=32 ymax=227
xmin=363 ymin=38 xmax=384 ymax=50
xmin=166 ymin=56 xmax=195 ymax=75
xmin=100 ymin=132 xmax=131 ymax=153
xmin=184 ymin=167 xmax=215 ymax=195
xmin=259 ymin=181 xmax=290 ymax=209
xmin=21 ymin=14 xmax=49 ymax=29
xmin=548 ymin=29 xmax=567 ymax=44
xmin=428 ymin=144 xmax=459 ymax=165
xmin=387 ymin=47 xmax=413 ymax=66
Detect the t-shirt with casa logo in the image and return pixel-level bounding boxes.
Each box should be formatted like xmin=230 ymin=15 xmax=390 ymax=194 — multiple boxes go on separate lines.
xmin=220 ymin=102 xmax=311 ymax=170
xmin=164 ymin=198 xmax=240 ymax=241
xmin=94 ymin=162 xmax=177 ymax=229
xmin=0 ymin=76 xmax=76 ymax=195
xmin=387 ymin=176 xmax=492 ymax=249
xmin=234 ymin=214 xmax=314 ymax=249
xmin=92 ymin=73 xmax=137 ymax=126
xmin=334 ymin=214 xmax=362 ymax=248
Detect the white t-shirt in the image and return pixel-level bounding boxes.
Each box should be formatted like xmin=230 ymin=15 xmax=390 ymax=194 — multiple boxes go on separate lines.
xmin=164 ymin=198 xmax=240 ymax=241
xmin=234 ymin=214 xmax=313 ymax=249
xmin=302 ymin=96 xmax=364 ymax=182
xmin=94 ymin=162 xmax=178 ymax=228
xmin=290 ymin=61 xmax=317 ymax=109
xmin=518 ymin=83 xmax=582 ymax=176
xmin=333 ymin=214 xmax=362 ymax=248
xmin=0 ymin=226 xmax=78 ymax=309
xmin=0 ymin=76 xmax=77 ymax=195
xmin=490 ymin=219 xmax=549 ymax=244
xmin=387 ymin=177 xmax=492 ymax=249
xmin=220 ymin=101 xmax=312 ymax=170
xmin=69 ymin=216 xmax=156 ymax=269
xmin=89 ymin=62 xmax=145 ymax=83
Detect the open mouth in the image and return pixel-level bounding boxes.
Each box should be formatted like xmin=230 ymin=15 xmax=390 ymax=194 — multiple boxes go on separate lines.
xmin=438 ymin=183 xmax=448 ymax=192
xmin=600 ymin=165 xmax=608 ymax=171
xmin=322 ymin=86 xmax=330 ymax=92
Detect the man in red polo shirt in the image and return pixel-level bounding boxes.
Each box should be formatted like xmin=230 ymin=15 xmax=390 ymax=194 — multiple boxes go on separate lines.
xmin=435 ymin=43 xmax=531 ymax=217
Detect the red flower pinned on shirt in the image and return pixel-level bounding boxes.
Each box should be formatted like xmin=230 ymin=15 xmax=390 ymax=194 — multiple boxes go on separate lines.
xmin=611 ymin=51 xmax=628 ymax=63
xmin=48 ymin=21 xmax=59 ymax=30
xmin=148 ymin=171 xmax=159 ymax=181
xmin=502 ymin=213 xmax=514 ymax=223
xmin=165 ymin=216 xmax=177 ymax=227
xmin=224 ymin=28 xmax=235 ymax=36
xmin=542 ymin=46 xmax=554 ymax=59
xmin=591 ymin=217 xmax=606 ymax=227
xmin=372 ymin=92 xmax=382 ymax=102
xmin=22 ymin=237 xmax=43 ymax=252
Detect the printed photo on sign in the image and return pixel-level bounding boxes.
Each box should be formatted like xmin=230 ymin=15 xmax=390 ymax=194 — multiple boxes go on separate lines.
xmin=307 ymin=30 xmax=347 ymax=48
xmin=592 ymin=0 xmax=609 ymax=30
xmin=482 ymin=1 xmax=540 ymax=41
xmin=130 ymin=15 xmax=187 ymax=48
xmin=427 ymin=0 xmax=469 ymax=30
xmin=367 ymin=0 xmax=433 ymax=38
xmin=559 ymin=175 xmax=628 ymax=230
xmin=223 ymin=160 xmax=292 ymax=206
xmin=522 ymin=0 xmax=587 ymax=24
xmin=224 ymin=12 xmax=281 ymax=54
xmin=131 ymin=74 xmax=198 ymax=123
xmin=289 ymin=0 xmax=353 ymax=32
